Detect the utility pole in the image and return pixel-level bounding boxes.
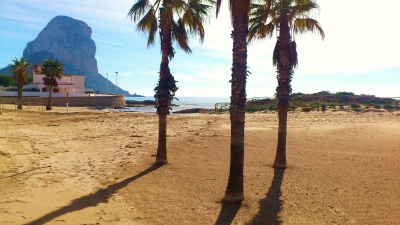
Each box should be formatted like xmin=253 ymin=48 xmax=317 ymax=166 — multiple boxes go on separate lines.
xmin=106 ymin=73 xmax=109 ymax=94
xmin=115 ymin=72 xmax=118 ymax=93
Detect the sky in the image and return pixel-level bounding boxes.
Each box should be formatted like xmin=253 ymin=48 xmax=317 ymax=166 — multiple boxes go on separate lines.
xmin=0 ymin=0 xmax=399 ymax=98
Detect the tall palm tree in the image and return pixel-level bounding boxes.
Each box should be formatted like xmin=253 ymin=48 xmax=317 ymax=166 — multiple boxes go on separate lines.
xmin=248 ymin=0 xmax=324 ymax=168
xmin=42 ymin=59 xmax=64 ymax=111
xmin=216 ymin=0 xmax=250 ymax=202
xmin=9 ymin=57 xmax=31 ymax=110
xmin=128 ymin=0 xmax=213 ymax=164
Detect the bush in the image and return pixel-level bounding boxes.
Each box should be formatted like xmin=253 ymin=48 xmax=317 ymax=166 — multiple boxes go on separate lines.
xmin=85 ymin=90 xmax=94 ymax=94
xmin=374 ymin=104 xmax=382 ymax=109
xmin=0 ymin=75 xmax=15 ymax=87
xmin=244 ymin=105 xmax=266 ymax=112
xmin=302 ymin=107 xmax=311 ymax=112
xmin=350 ymin=103 xmax=361 ymax=109
xmin=267 ymin=104 xmax=278 ymax=111
xmin=383 ymin=104 xmax=394 ymax=110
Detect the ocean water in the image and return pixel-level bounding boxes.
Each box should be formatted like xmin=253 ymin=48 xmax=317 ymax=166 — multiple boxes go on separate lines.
xmin=123 ymin=96 xmax=230 ymax=113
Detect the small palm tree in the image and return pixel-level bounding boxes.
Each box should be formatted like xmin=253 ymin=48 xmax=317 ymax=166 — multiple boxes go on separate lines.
xmin=216 ymin=0 xmax=251 ymax=202
xmin=128 ymin=0 xmax=213 ymax=164
xmin=42 ymin=59 xmax=64 ymax=111
xmin=249 ymin=0 xmax=325 ymax=168
xmin=9 ymin=57 xmax=31 ymax=110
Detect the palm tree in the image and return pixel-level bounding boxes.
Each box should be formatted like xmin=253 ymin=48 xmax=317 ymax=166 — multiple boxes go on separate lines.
xmin=248 ymin=0 xmax=324 ymax=168
xmin=9 ymin=57 xmax=31 ymax=110
xmin=215 ymin=0 xmax=251 ymax=202
xmin=128 ymin=0 xmax=213 ymax=164
xmin=42 ymin=59 xmax=64 ymax=111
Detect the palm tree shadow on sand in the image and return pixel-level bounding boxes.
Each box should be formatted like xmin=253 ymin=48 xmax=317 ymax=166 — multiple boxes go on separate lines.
xmin=249 ymin=167 xmax=286 ymax=225
xmin=25 ymin=163 xmax=163 ymax=225
xmin=214 ymin=200 xmax=242 ymax=225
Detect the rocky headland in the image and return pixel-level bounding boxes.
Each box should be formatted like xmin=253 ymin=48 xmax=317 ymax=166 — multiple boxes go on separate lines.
xmin=0 ymin=16 xmax=130 ymax=95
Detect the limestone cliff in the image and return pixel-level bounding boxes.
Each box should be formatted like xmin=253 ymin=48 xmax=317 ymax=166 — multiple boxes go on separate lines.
xmin=1 ymin=16 xmax=129 ymax=95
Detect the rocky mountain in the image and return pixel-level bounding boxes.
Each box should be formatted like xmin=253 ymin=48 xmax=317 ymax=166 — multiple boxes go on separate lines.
xmin=0 ymin=16 xmax=130 ymax=95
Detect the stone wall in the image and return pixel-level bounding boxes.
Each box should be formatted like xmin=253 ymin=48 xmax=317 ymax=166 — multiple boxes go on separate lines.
xmin=0 ymin=95 xmax=126 ymax=107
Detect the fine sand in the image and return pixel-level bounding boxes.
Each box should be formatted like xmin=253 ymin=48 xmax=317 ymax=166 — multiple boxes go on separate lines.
xmin=0 ymin=106 xmax=399 ymax=224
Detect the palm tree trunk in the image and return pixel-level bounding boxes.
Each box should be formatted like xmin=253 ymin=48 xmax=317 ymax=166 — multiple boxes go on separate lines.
xmin=154 ymin=2 xmax=175 ymax=164
xmin=46 ymin=86 xmax=53 ymax=111
xmin=223 ymin=4 xmax=249 ymax=202
xmin=17 ymin=82 xmax=23 ymax=110
xmin=156 ymin=113 xmax=168 ymax=164
xmin=273 ymin=12 xmax=291 ymax=168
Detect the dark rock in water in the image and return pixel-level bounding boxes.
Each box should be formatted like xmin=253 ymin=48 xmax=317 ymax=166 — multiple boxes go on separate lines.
xmin=173 ymin=108 xmax=211 ymax=114
xmin=126 ymin=100 xmax=156 ymax=107
xmin=0 ymin=16 xmax=130 ymax=95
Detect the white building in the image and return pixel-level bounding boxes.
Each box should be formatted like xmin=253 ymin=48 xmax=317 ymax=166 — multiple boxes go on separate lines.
xmin=27 ymin=64 xmax=85 ymax=95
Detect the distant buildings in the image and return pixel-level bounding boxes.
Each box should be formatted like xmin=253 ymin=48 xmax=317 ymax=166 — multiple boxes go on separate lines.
xmin=27 ymin=64 xmax=85 ymax=95
xmin=1 ymin=64 xmax=85 ymax=97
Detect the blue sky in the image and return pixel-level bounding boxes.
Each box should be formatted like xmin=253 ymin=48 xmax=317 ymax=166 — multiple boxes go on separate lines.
xmin=0 ymin=0 xmax=399 ymax=97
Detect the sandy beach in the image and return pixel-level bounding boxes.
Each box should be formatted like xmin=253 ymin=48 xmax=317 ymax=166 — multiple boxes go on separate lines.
xmin=0 ymin=106 xmax=399 ymax=224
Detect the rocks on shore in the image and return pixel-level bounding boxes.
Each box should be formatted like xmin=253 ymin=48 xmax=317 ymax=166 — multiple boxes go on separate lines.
xmin=173 ymin=108 xmax=212 ymax=114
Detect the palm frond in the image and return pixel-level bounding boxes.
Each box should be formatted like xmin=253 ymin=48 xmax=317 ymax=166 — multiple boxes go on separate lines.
xmin=293 ymin=18 xmax=324 ymax=39
xmin=172 ymin=0 xmax=187 ymax=12
xmin=172 ymin=19 xmax=192 ymax=53
xmin=181 ymin=0 xmax=213 ymax=43
xmin=127 ymin=0 xmax=152 ymax=21
xmin=216 ymin=0 xmax=222 ymax=17
xmin=137 ymin=9 xmax=158 ymax=46
xmin=42 ymin=59 xmax=64 ymax=88
xmin=290 ymin=1 xmax=318 ymax=18
xmin=248 ymin=21 xmax=275 ymax=42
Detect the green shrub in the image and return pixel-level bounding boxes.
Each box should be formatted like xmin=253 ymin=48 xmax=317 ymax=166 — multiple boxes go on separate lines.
xmin=267 ymin=104 xmax=278 ymax=111
xmin=350 ymin=103 xmax=361 ymax=109
xmin=383 ymin=104 xmax=394 ymax=110
xmin=302 ymin=107 xmax=311 ymax=112
xmin=374 ymin=104 xmax=382 ymax=109
xmin=245 ymin=105 xmax=268 ymax=113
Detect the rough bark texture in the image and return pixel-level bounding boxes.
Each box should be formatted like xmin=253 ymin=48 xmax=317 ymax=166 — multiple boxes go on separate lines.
xmin=156 ymin=113 xmax=168 ymax=164
xmin=223 ymin=2 xmax=249 ymax=202
xmin=154 ymin=1 xmax=177 ymax=164
xmin=273 ymin=11 xmax=292 ymax=168
xmin=46 ymin=87 xmax=53 ymax=111
xmin=17 ymin=84 xmax=23 ymax=110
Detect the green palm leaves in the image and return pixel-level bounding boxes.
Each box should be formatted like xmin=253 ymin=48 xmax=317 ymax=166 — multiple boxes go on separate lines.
xmin=42 ymin=59 xmax=64 ymax=88
xmin=249 ymin=0 xmax=325 ymax=43
xmin=42 ymin=59 xmax=64 ymax=111
xmin=10 ymin=57 xmax=30 ymax=87
xmin=9 ymin=57 xmax=31 ymax=110
xmin=128 ymin=0 xmax=213 ymax=53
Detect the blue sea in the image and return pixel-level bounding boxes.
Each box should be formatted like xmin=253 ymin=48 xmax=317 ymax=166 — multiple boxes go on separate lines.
xmin=122 ymin=96 xmax=230 ymax=113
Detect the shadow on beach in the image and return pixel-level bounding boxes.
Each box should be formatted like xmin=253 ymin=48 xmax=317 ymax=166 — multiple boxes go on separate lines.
xmin=25 ymin=163 xmax=163 ymax=225
xmin=215 ymin=201 xmax=242 ymax=225
xmin=248 ymin=167 xmax=286 ymax=225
